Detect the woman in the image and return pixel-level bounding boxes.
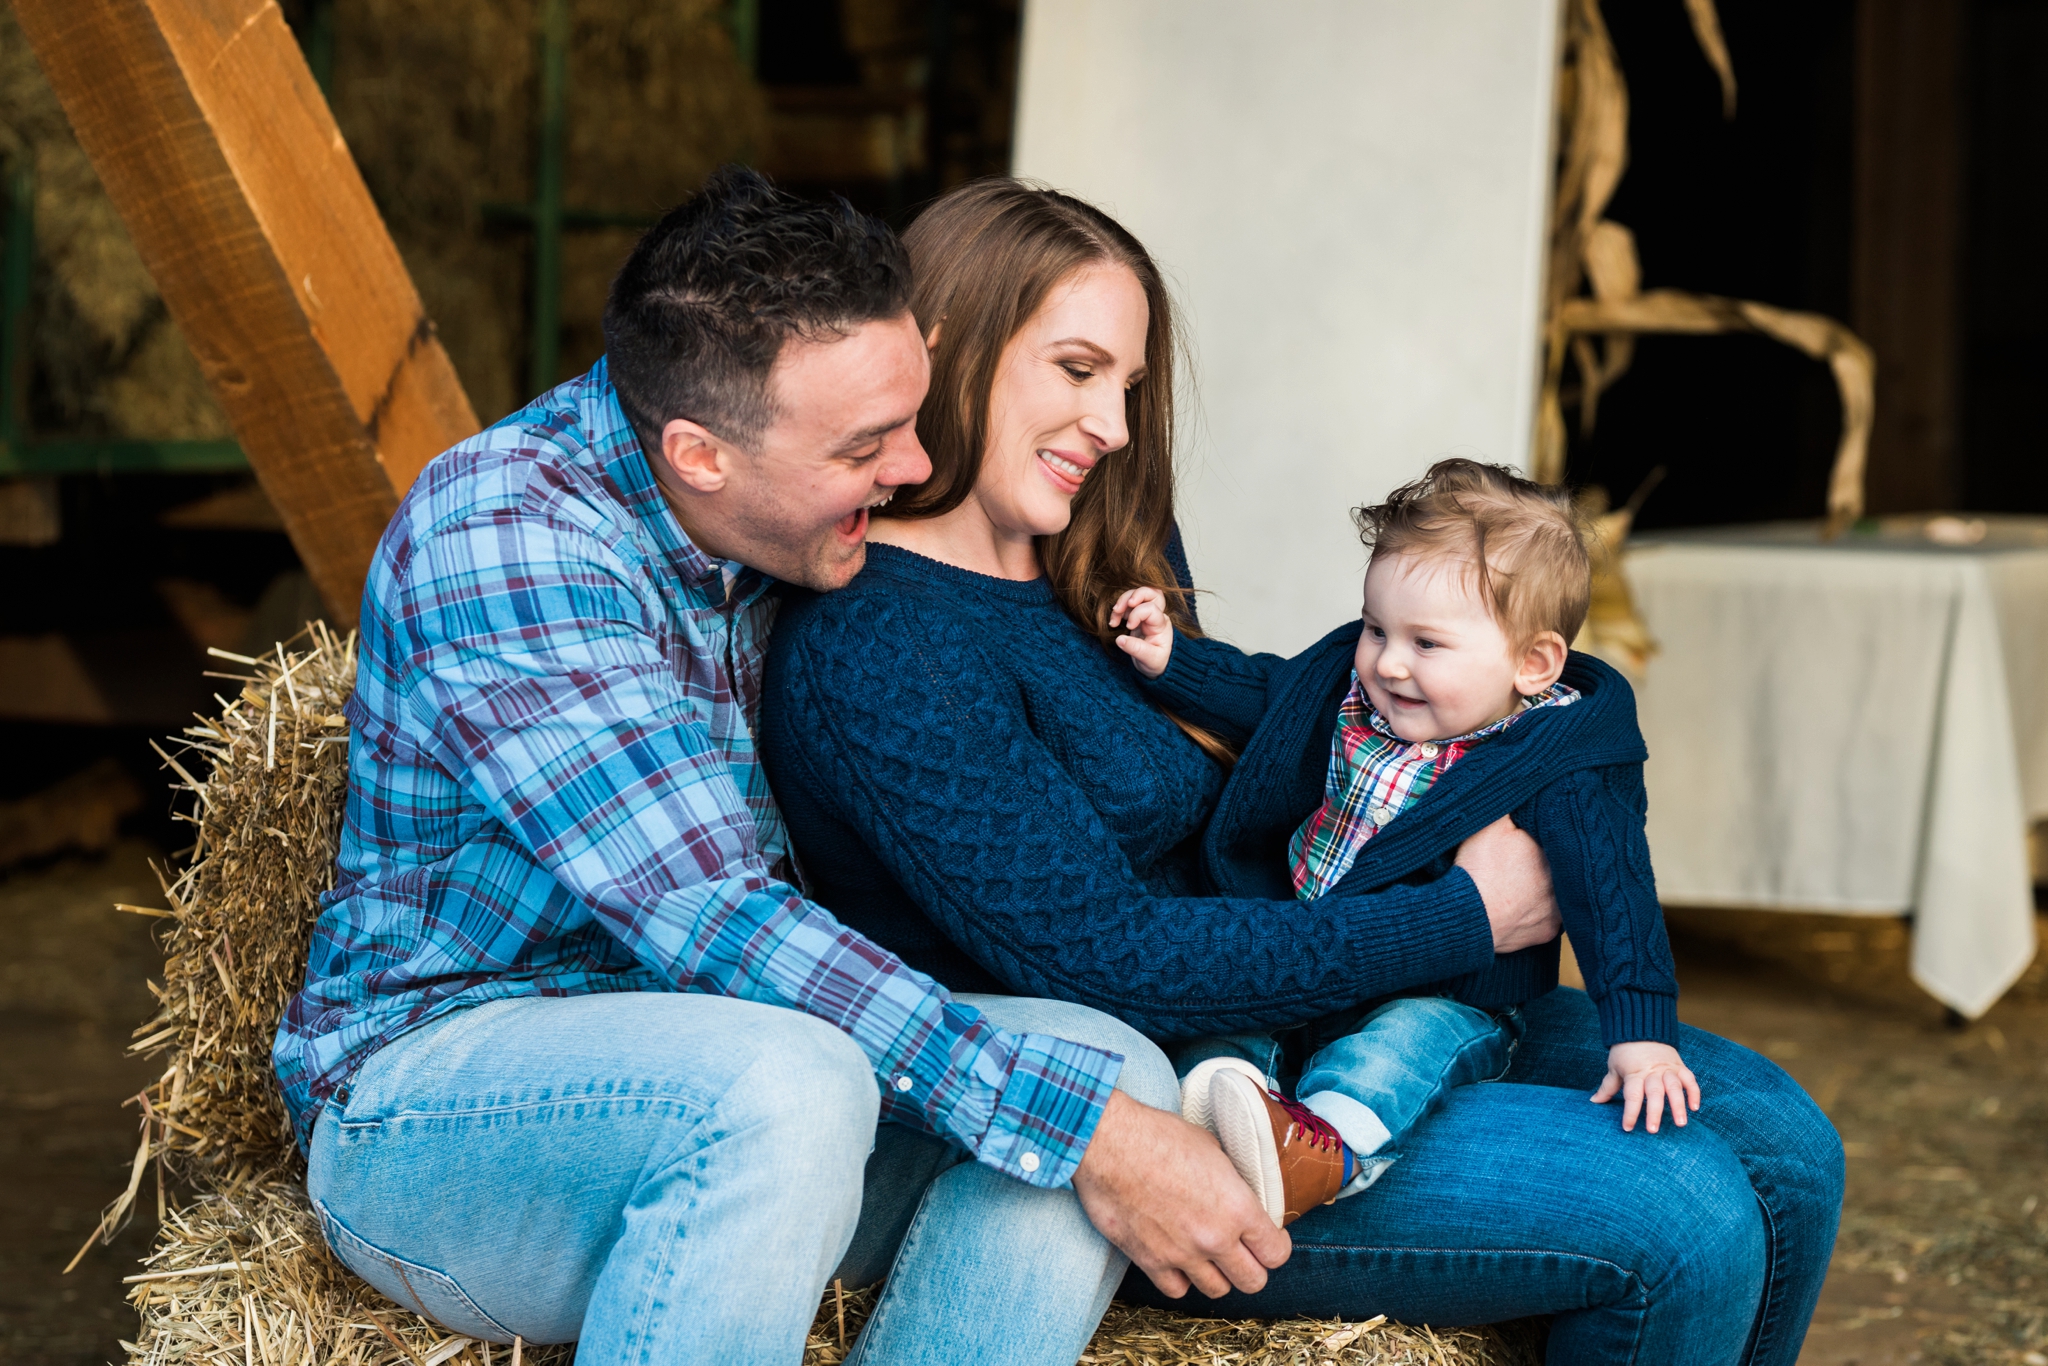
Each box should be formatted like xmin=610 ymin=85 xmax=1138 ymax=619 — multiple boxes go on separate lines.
xmin=761 ymin=179 xmax=1842 ymax=1365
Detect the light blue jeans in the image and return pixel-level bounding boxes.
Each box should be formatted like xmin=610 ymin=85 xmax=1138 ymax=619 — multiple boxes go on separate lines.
xmin=305 ymin=990 xmax=1179 ymax=1366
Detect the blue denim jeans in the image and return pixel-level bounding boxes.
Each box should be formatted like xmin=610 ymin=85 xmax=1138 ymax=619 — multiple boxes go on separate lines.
xmin=309 ymin=987 xmax=1838 ymax=1366
xmin=1295 ymin=996 xmax=1517 ymax=1190
xmin=1134 ymin=988 xmax=1844 ymax=1366
xmin=305 ymin=990 xmax=1179 ymax=1366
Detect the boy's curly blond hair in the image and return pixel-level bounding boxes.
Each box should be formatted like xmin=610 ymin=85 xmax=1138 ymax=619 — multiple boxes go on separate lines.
xmin=1353 ymin=458 xmax=1591 ymax=647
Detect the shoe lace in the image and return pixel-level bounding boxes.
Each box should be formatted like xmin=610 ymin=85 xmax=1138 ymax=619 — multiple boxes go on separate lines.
xmin=1268 ymin=1088 xmax=1343 ymax=1153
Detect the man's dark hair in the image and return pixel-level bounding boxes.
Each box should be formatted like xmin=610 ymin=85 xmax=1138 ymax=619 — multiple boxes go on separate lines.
xmin=603 ymin=165 xmax=912 ymax=454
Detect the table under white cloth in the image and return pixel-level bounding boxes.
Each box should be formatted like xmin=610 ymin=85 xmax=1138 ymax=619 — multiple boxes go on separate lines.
xmin=1620 ymin=518 xmax=2047 ymax=1017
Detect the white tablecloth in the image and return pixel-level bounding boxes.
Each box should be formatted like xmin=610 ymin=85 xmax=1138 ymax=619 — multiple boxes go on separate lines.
xmin=1621 ymin=518 xmax=2047 ymax=1016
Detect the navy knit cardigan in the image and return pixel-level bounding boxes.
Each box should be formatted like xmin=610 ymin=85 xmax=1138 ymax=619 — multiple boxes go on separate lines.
xmin=760 ymin=544 xmax=1674 ymax=1047
xmin=1152 ymin=623 xmax=1678 ymax=1047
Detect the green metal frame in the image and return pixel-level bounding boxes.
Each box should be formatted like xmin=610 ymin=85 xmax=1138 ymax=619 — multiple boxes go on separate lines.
xmin=0 ymin=164 xmax=249 ymax=476
xmin=0 ymin=0 xmax=349 ymax=478
xmin=485 ymin=0 xmax=766 ymax=398
xmin=0 ymin=0 xmax=755 ymax=474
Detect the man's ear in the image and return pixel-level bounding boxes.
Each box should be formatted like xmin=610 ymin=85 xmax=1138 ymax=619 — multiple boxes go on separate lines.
xmin=1515 ymin=630 xmax=1569 ymax=696
xmin=659 ymin=418 xmax=734 ymax=494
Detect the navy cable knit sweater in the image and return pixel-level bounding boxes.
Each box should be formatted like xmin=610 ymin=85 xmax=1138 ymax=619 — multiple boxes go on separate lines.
xmin=1153 ymin=624 xmax=1679 ymax=1047
xmin=760 ymin=544 xmax=1501 ymax=1042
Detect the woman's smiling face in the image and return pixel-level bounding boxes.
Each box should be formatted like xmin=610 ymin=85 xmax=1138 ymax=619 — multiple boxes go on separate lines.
xmin=970 ymin=262 xmax=1150 ymax=538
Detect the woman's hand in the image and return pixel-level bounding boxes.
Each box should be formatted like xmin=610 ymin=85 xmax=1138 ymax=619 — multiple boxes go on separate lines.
xmin=1454 ymin=816 xmax=1561 ymax=953
xmin=1109 ymin=587 xmax=1174 ymax=678
xmin=1592 ymin=1042 xmax=1701 ymax=1133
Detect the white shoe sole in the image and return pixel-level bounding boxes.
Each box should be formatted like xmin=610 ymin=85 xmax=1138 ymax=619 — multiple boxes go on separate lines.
xmin=1178 ymin=1056 xmax=1271 ymax=1132
xmin=1209 ymin=1068 xmax=1286 ymax=1227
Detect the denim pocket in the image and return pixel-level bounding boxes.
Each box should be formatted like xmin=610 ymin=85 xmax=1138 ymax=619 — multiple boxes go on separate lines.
xmin=315 ymin=1200 xmax=516 ymax=1343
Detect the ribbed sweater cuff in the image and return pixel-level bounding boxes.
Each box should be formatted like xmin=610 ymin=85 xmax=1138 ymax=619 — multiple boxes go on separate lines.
xmin=1596 ymin=989 xmax=1679 ymax=1047
xmin=1340 ymin=866 xmax=1497 ymax=987
xmin=1138 ymin=639 xmax=1212 ymax=715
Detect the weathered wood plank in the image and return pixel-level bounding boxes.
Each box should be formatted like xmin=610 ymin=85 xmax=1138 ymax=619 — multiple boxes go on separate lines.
xmin=12 ymin=0 xmax=480 ymax=622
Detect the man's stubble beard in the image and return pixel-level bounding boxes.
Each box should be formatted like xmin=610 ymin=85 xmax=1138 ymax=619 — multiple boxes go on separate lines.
xmin=726 ymin=490 xmax=868 ymax=592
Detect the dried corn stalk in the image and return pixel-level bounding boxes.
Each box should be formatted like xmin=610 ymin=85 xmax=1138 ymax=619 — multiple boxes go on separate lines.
xmin=1539 ymin=0 xmax=1874 ymax=671
xmin=1536 ymin=0 xmax=1875 ymax=538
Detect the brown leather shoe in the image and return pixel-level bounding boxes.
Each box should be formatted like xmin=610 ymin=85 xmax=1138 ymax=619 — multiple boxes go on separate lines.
xmin=1209 ymin=1069 xmax=1348 ymax=1226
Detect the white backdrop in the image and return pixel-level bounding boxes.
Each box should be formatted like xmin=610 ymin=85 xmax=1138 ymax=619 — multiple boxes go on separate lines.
xmin=1013 ymin=1 xmax=1561 ymax=655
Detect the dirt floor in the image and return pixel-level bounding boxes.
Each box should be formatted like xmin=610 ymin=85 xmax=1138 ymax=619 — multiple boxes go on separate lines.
xmin=1668 ymin=906 xmax=2048 ymax=1366
xmin=0 ymin=841 xmax=175 ymax=1364
xmin=1 ymin=844 xmax=2043 ymax=1365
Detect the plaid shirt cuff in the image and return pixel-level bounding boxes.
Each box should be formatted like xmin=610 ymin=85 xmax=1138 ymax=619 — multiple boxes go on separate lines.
xmin=969 ymin=1032 xmax=1124 ymax=1189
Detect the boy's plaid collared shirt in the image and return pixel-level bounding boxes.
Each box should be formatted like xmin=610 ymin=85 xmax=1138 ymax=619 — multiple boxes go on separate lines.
xmin=272 ymin=361 xmax=1120 ymax=1190
xmin=1289 ymin=673 xmax=1580 ymax=900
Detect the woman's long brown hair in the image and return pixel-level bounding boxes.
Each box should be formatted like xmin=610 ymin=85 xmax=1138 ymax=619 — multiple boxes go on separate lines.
xmin=886 ymin=178 xmax=1236 ymax=764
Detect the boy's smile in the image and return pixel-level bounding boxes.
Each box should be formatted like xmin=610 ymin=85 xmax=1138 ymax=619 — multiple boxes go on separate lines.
xmin=1356 ymin=551 xmax=1568 ymax=743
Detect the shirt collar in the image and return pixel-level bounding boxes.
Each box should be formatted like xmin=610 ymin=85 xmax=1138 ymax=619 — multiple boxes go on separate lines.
xmin=1346 ymin=671 xmax=1572 ymax=748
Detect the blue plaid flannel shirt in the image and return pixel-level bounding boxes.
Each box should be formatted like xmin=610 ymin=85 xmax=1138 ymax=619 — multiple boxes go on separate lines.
xmin=273 ymin=360 xmax=1122 ymax=1189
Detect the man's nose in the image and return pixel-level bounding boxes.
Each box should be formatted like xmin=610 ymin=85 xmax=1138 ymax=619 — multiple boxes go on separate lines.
xmin=879 ymin=427 xmax=933 ymax=489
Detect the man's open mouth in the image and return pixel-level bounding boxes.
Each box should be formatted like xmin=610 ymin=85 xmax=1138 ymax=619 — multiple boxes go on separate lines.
xmin=836 ymin=507 xmax=869 ymax=542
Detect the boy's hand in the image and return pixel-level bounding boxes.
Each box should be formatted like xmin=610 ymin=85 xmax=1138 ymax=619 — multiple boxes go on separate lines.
xmin=1591 ymin=1041 xmax=1700 ymax=1134
xmin=1110 ymin=587 xmax=1175 ymax=679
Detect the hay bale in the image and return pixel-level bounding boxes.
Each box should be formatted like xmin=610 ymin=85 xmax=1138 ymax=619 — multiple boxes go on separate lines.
xmin=0 ymin=0 xmax=762 ymax=441
xmin=0 ymin=2 xmax=228 ymax=440
xmin=327 ymin=0 xmax=767 ymax=418
xmin=99 ymin=627 xmax=1533 ymax=1366
xmin=121 ymin=1177 xmax=573 ymax=1366
xmin=806 ymin=1282 xmax=1538 ymax=1366
xmin=121 ymin=627 xmax=356 ymax=1183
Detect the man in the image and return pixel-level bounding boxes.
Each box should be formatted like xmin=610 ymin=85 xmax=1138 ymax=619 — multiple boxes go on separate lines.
xmin=276 ymin=167 xmax=1555 ymax=1364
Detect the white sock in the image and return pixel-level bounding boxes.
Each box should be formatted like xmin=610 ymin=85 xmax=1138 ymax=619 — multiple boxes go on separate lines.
xmin=1302 ymin=1091 xmax=1397 ymax=1197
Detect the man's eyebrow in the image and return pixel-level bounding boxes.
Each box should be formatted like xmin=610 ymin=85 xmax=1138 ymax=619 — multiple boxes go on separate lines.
xmin=829 ymin=414 xmax=915 ymax=454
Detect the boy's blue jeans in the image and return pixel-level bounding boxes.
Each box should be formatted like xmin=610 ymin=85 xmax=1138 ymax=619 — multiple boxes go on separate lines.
xmin=308 ymin=987 xmax=1840 ymax=1366
xmin=1177 ymin=996 xmax=1520 ymax=1193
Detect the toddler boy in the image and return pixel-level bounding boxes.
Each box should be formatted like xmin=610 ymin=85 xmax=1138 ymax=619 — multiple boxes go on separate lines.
xmin=1111 ymin=459 xmax=1697 ymax=1226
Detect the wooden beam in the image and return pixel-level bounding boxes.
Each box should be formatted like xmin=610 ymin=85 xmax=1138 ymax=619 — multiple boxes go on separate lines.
xmin=11 ymin=0 xmax=480 ymax=624
xmin=1853 ymin=0 xmax=1964 ymax=515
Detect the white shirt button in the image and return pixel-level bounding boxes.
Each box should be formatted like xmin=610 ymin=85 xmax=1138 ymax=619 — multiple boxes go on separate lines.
xmin=1369 ymin=805 xmax=1394 ymax=826
xmin=1019 ymin=1151 xmax=1041 ymax=1173
xmin=894 ymin=1075 xmax=913 ymax=1091
xmin=1419 ymin=742 xmax=1440 ymax=759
